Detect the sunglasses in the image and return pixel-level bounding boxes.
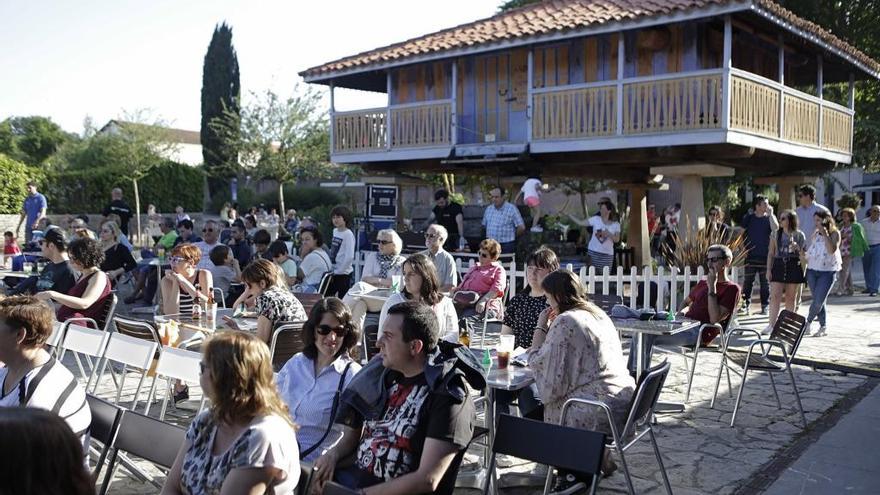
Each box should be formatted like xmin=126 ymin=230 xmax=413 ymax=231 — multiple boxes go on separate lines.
xmin=316 ymin=324 xmax=347 ymax=337
xmin=377 ymin=239 xmax=392 ymax=245
xmin=424 ymin=233 xmax=439 ymax=239
xmin=169 ymin=256 xmax=187 ymax=265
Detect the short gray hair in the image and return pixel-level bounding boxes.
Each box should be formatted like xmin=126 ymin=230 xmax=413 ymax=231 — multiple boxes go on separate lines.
xmin=708 ymin=244 xmax=732 ymax=259
xmin=428 ymin=224 xmax=448 ymax=242
xmin=377 ymin=229 xmax=403 ymax=254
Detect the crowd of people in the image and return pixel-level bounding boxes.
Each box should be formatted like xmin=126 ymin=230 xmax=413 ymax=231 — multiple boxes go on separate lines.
xmin=2 ymin=179 xmax=879 ymax=495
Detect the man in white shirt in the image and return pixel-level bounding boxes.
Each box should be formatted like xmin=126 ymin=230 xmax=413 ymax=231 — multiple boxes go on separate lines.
xmin=796 ymin=185 xmax=829 ymax=249
xmin=419 ymin=224 xmax=458 ymax=292
xmin=194 ymin=220 xmax=222 ymax=269
xmin=860 ymin=205 xmax=880 ymax=296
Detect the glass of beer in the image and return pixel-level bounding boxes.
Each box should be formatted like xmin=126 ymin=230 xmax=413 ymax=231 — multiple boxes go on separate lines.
xmin=497 ymin=334 xmax=515 ymax=369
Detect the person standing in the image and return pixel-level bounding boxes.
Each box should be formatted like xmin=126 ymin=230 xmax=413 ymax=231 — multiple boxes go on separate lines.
xmin=795 ymin=185 xmax=830 ymax=249
xmin=482 ymin=186 xmax=525 ymax=255
xmin=422 ymin=189 xmax=465 ymax=251
xmin=764 ymin=210 xmax=806 ymax=334
xmin=102 ymin=187 xmax=133 ymax=235
xmin=17 ymin=181 xmax=47 ymax=244
xmin=740 ymin=195 xmax=777 ymax=314
xmin=328 ymin=205 xmax=356 ymax=298
xmin=860 ymin=205 xmax=880 ymax=297
xmin=514 ymin=176 xmax=544 ymax=233
xmin=704 ymin=205 xmax=732 ymax=243
xmin=804 ymin=211 xmax=841 ymax=337
xmin=834 ymin=208 xmax=868 ymax=296
xmin=568 ymin=197 xmax=621 ymax=270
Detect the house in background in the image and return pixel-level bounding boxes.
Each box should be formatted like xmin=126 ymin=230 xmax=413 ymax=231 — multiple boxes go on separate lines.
xmin=301 ymin=0 xmax=879 ymax=265
xmin=99 ymin=120 xmax=203 ymax=167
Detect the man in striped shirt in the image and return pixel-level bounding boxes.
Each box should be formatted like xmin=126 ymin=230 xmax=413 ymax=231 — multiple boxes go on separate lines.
xmin=0 ymin=295 xmax=91 ymax=451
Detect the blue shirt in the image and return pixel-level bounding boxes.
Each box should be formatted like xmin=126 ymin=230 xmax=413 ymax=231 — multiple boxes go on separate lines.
xmin=482 ymin=202 xmax=524 ymax=243
xmin=741 ymin=213 xmax=772 ymax=260
xmin=275 ymin=353 xmax=360 ymax=462
xmin=23 ymin=192 xmax=47 ymax=227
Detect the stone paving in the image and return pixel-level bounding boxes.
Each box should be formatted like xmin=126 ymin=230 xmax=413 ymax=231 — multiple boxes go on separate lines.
xmin=81 ymin=285 xmax=879 ymax=494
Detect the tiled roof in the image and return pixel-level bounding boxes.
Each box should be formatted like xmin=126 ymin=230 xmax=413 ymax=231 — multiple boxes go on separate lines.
xmin=300 ymin=0 xmax=880 ymax=79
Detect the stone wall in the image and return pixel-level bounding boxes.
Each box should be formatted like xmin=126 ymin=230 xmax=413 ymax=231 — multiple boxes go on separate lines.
xmin=0 ymin=213 xmax=212 ymax=239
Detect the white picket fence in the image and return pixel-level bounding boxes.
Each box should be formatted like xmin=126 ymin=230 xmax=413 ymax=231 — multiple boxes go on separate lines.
xmin=354 ymin=251 xmax=741 ymax=312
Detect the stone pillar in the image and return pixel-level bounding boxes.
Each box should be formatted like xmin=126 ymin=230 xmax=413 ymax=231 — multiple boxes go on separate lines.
xmin=651 ymin=164 xmax=735 ymax=230
xmin=618 ymin=182 xmax=669 ymax=268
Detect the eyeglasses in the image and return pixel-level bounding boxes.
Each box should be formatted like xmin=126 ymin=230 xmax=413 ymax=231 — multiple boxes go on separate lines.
xmin=424 ymin=233 xmax=439 ymax=239
xmin=479 ymin=251 xmax=491 ymax=258
xmin=377 ymin=239 xmax=392 ymax=245
xmin=316 ymin=324 xmax=347 ymax=337
xmin=202 ymin=228 xmax=215 ymax=233
xmin=706 ymin=256 xmax=728 ymax=263
xmin=169 ymin=256 xmax=187 ymax=265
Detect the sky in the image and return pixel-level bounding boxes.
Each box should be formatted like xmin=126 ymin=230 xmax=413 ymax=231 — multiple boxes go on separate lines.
xmin=0 ymin=0 xmax=501 ymax=135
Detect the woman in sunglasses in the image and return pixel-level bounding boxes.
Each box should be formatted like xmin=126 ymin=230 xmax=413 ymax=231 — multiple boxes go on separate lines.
xmin=342 ymin=229 xmax=406 ymax=330
xmin=764 ymin=210 xmax=807 ymax=334
xmin=450 ymin=238 xmax=506 ymax=338
xmin=161 ymin=243 xmax=213 ymax=317
xmin=276 ymin=297 xmax=361 ymax=462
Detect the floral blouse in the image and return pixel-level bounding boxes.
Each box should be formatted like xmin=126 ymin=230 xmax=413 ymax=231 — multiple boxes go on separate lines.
xmin=528 ymin=309 xmax=635 ymax=435
xmin=256 ymin=286 xmax=307 ymax=324
xmin=179 ymin=411 xmax=299 ymax=494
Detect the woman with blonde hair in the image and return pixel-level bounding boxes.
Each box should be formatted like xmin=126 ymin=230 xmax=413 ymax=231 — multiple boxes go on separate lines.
xmin=161 ymin=332 xmax=300 ymax=494
xmin=231 ymin=259 xmax=306 ymax=343
xmin=98 ymin=220 xmax=136 ymax=284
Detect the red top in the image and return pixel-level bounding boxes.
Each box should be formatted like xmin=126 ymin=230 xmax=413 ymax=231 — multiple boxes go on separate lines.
xmin=685 ymin=280 xmax=741 ymax=345
xmin=57 ymin=272 xmax=112 ymax=328
xmin=4 ymin=242 xmax=21 ymax=256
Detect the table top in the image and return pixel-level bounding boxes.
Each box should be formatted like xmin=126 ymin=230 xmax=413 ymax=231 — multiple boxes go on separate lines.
xmin=359 ymin=289 xmax=395 ymax=303
xmin=469 ymin=348 xmax=535 ymax=391
xmin=156 ymin=308 xmax=257 ymax=333
xmin=612 ymin=318 xmax=701 ymax=336
xmin=0 ymin=269 xmax=34 ymax=279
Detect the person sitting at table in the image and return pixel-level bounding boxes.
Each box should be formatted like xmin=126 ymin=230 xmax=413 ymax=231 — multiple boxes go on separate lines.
xmin=496 ymin=247 xmax=560 ymax=420
xmin=342 ymin=229 xmax=406 ymax=331
xmin=172 ymin=219 xmax=202 ymax=248
xmin=161 ymin=243 xmax=213 ymax=317
xmin=124 ymin=217 xmax=178 ymax=305
xmin=528 ymin=269 xmax=635 ymax=488
xmin=268 ymin=240 xmax=298 ymax=287
xmin=99 ymin=220 xmax=136 ymax=285
xmin=207 ymin=244 xmax=240 ymax=304
xmin=253 ymin=229 xmax=272 ymax=261
xmin=104 ymin=213 xmax=133 ymax=251
xmin=226 ymin=219 xmax=253 ymax=268
xmin=418 ymin=224 xmax=458 ymax=292
xmin=310 ymin=301 xmax=480 ymax=495
xmin=293 ymin=226 xmax=332 ymax=293
xmin=232 ymin=259 xmax=307 ymax=344
xmin=161 ymin=332 xmax=300 ymax=495
xmin=451 ymin=238 xmax=506 ymax=337
xmin=3 ymin=230 xmax=22 ymax=262
xmin=37 ymin=237 xmax=112 ymax=327
xmin=276 ymin=297 xmax=362 ymax=462
xmin=377 ymin=253 xmax=458 ymax=343
xmin=193 ymin=219 xmax=223 ymax=269
xmin=6 ymin=228 xmax=76 ymax=296
xmin=626 ymin=244 xmax=741 ymax=374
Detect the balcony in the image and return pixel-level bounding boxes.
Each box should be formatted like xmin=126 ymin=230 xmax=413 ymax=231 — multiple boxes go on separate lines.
xmin=330 ymin=69 xmax=854 ymax=163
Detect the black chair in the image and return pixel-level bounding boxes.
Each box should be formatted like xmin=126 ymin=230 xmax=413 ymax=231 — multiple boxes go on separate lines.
xmin=560 ymin=360 xmax=673 ymax=495
xmin=483 ymin=414 xmax=606 ymax=495
xmin=98 ymin=408 xmax=186 ymax=494
xmin=86 ymin=394 xmax=124 ymax=481
xmin=323 ymin=481 xmax=360 ymax=495
xmin=318 ymin=272 xmax=334 ymax=297
xmin=297 ymin=462 xmax=316 ymax=495
xmin=586 ymin=293 xmax=623 ymax=315
xmin=710 ymin=309 xmax=809 ymax=427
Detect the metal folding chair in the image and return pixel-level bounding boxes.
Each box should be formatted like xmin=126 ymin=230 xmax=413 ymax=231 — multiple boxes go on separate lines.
xmin=560 ymin=360 xmax=673 ymax=495
xmin=144 ymin=346 xmax=205 ymax=420
xmin=318 ymin=271 xmax=334 ymax=296
xmin=57 ymin=321 xmax=110 ymax=391
xmin=86 ymin=394 xmax=124 ymax=481
xmin=710 ymin=309 xmax=808 ymax=427
xmin=92 ymin=332 xmax=158 ymax=410
xmin=586 ymin=293 xmax=623 ymax=315
xmin=270 ymin=321 xmax=306 ymax=371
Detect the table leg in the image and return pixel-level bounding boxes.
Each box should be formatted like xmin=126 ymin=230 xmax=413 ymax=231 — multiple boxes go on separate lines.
xmin=486 ymin=387 xmax=498 ymax=495
xmin=634 ymin=332 xmax=644 ymax=382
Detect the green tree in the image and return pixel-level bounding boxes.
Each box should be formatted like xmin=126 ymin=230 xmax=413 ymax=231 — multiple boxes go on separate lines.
xmin=210 ymin=87 xmax=331 ymax=214
xmin=497 ymin=0 xmax=538 ymax=12
xmin=0 ymin=154 xmax=41 ymax=215
xmin=201 ymin=22 xmax=241 ymax=193
xmin=0 ymin=116 xmax=74 ymax=166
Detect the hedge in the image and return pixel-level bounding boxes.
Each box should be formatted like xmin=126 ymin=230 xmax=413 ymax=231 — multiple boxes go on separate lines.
xmin=43 ymin=161 xmax=204 ymax=214
xmin=0 ymin=153 xmax=42 ymax=214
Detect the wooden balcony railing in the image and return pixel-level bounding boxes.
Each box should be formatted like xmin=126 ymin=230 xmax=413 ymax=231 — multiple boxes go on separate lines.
xmin=823 ymin=106 xmax=853 ymax=153
xmin=730 ymin=75 xmax=780 ymax=137
xmin=389 ymin=101 xmax=452 ymax=148
xmin=532 ymin=85 xmax=617 ymax=140
xmin=783 ymin=93 xmax=820 ymax=146
xmin=622 ymin=72 xmax=723 ymax=134
xmin=333 ymin=108 xmax=387 ymax=153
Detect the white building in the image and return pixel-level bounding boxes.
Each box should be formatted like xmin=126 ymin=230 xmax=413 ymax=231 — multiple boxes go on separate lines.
xmin=99 ymin=120 xmax=203 ymax=167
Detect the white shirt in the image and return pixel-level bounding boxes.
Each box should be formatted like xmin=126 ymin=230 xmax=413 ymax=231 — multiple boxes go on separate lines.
xmin=796 ymin=203 xmax=829 ymax=248
xmin=194 ymin=240 xmax=222 ymax=269
xmin=377 ymin=292 xmax=459 ymax=343
xmin=330 ymin=228 xmax=356 ymax=275
xmin=587 ymin=216 xmax=620 ymax=255
xmin=300 ymin=249 xmax=332 ymax=287
xmin=861 ymin=217 xmax=880 ymax=245
xmin=520 ymin=178 xmax=542 ymax=200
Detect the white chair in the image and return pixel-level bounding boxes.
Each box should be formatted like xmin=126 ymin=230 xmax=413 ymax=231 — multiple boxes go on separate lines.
xmin=46 ymin=321 xmax=65 ymax=354
xmin=144 ymin=347 xmax=205 ymax=420
xmin=58 ymin=321 xmax=110 ymax=391
xmin=93 ymin=333 xmax=158 ymax=410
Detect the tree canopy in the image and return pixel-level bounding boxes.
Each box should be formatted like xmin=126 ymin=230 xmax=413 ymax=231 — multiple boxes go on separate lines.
xmin=201 ymin=22 xmax=241 ymax=185
xmin=0 ymin=116 xmax=74 ymax=166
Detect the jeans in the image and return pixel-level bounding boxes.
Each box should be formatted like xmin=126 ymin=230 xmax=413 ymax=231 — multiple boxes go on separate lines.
xmin=626 ymin=327 xmax=701 ymax=374
xmin=863 ymin=244 xmax=880 ymax=293
xmin=742 ymin=260 xmax=770 ymax=308
xmin=494 ymin=384 xmax=543 ymax=419
xmin=805 ymin=269 xmax=837 ymax=327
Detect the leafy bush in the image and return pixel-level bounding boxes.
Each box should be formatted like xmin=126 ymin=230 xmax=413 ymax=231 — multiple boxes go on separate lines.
xmin=207 ymin=185 xmax=262 ymax=214
xmin=43 ymin=161 xmax=204 ymax=214
xmin=277 ymin=185 xmax=345 ymax=212
xmin=0 ymin=154 xmax=42 ymax=214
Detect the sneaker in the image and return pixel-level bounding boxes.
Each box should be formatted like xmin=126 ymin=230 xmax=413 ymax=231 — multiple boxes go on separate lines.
xmin=740 ymin=301 xmax=750 ymax=315
xmin=814 ymin=326 xmax=827 ymax=337
xmin=549 ymin=473 xmax=587 ymax=495
xmin=760 ymin=307 xmax=769 ymax=316
xmin=530 ymin=226 xmax=544 ymax=233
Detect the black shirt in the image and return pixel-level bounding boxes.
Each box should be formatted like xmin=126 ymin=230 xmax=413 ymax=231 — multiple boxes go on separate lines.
xmin=433 ymin=202 xmax=463 ymax=236
xmin=101 ymin=243 xmax=137 ymax=274
xmin=8 ymin=260 xmax=77 ymax=296
xmin=502 ymin=291 xmax=549 ymax=348
xmin=103 ymin=200 xmax=133 ymax=235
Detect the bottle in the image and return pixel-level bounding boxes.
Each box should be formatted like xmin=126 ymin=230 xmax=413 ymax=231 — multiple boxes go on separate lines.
xmin=481 ymin=349 xmax=492 ymax=374
xmin=157 ymin=246 xmax=165 ymax=262
xmin=667 ymin=310 xmax=675 ymax=322
xmin=191 ymin=301 xmax=201 ymax=321
xmin=206 ymin=293 xmax=216 ymax=322
xmin=459 ymin=325 xmax=471 ymax=347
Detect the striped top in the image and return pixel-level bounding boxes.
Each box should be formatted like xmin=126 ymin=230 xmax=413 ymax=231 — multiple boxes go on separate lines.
xmin=177 ymin=270 xmax=205 ymax=316
xmin=0 ymin=356 xmax=91 ymax=450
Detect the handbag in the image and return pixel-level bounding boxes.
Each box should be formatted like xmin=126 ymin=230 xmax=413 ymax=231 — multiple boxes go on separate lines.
xmin=299 ymin=361 xmax=354 ymax=460
xmin=452 ymin=290 xmax=481 ymax=310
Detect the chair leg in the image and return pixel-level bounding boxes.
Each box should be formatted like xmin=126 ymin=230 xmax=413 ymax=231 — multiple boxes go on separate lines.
xmin=115 ymin=368 xmax=128 ymax=405
xmin=159 ymin=378 xmax=171 ymax=421
xmin=615 ymin=443 xmax=636 ymax=495
xmin=730 ymin=365 xmax=750 ymax=427
xmin=725 ymin=362 xmax=733 ymax=398
xmin=768 ymin=373 xmax=782 ymax=409
xmin=710 ymin=352 xmax=727 ymax=408
xmin=648 ymin=426 xmax=673 ymax=495
xmin=787 ymin=366 xmax=807 ymax=428
xmin=685 ymin=345 xmax=700 ymax=403
xmin=144 ymin=376 xmax=158 ymax=415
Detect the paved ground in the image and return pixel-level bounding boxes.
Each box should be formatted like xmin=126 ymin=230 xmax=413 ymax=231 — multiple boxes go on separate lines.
xmin=82 ymin=275 xmax=880 ymax=494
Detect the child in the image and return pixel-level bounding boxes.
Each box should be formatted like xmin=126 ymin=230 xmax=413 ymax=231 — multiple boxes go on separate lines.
xmin=207 ymin=244 xmax=240 ymax=300
xmin=3 ymin=231 xmax=22 ymax=268
xmin=516 ymin=176 xmax=545 ymax=233
xmin=329 ymin=205 xmax=356 ymax=298
xmin=268 ymin=240 xmax=298 ymax=287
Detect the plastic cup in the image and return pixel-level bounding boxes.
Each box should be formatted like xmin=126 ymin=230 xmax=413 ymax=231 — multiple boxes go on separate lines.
xmin=499 ymin=334 xmax=515 ymax=352
xmin=23 ymin=262 xmax=33 ymax=273
xmin=391 ymin=275 xmax=402 ymax=292
xmin=497 ymin=351 xmax=510 ymax=369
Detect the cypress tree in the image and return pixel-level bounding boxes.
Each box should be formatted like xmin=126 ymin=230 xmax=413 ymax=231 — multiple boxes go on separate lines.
xmin=201 ymin=22 xmax=240 ymax=195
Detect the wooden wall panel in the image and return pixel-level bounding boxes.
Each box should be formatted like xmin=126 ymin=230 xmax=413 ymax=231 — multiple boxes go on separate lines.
xmin=497 ymin=55 xmax=510 ymax=141
xmin=487 ymin=56 xmax=498 ymax=138
xmin=545 ymin=47 xmax=557 ymax=87
xmin=475 ymin=57 xmax=486 ymax=141
xmin=569 ymin=40 xmax=585 ymax=85
xmin=609 ymin=33 xmax=620 ymax=79
xmin=585 ymin=37 xmax=598 ymax=82
xmin=557 ymin=44 xmax=569 ymax=86
xmin=637 ymin=32 xmax=653 ymax=76
xmin=667 ymin=25 xmax=683 ymax=74
xmin=533 ymin=48 xmax=544 ymax=88
xmin=510 ymin=49 xmax=528 ymax=112
xmin=415 ymin=66 xmax=426 ymax=102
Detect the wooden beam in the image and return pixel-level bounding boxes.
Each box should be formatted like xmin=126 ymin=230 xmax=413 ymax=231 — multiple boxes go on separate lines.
xmin=527 ymin=49 xmax=534 ymax=143
xmin=451 ymin=60 xmax=458 ymax=146
xmin=386 ymin=73 xmax=392 ymax=150
xmin=329 ymin=82 xmax=336 ymax=154
xmin=722 ymin=15 xmax=733 ymax=130
xmin=778 ymin=34 xmax=785 ymax=139
xmin=616 ymin=33 xmax=625 ymax=135
xmin=818 ymin=54 xmax=824 ymax=147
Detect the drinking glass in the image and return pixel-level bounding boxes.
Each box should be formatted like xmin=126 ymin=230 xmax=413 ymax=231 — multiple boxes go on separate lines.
xmin=497 ymin=334 xmax=515 ymax=369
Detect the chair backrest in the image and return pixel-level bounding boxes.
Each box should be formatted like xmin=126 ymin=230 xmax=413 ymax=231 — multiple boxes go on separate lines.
xmin=61 ymin=323 xmax=110 ymax=358
xmin=113 ymin=315 xmax=162 ymax=348
xmin=770 ymin=309 xmax=808 ymax=356
xmin=99 ymin=409 xmax=185 ymax=495
xmin=86 ymin=394 xmax=124 ymax=478
xmin=46 ymin=321 xmax=65 ymax=349
xmin=362 ymin=324 xmax=380 ymax=361
xmin=98 ymin=293 xmax=118 ymax=332
xmin=587 ymin=293 xmax=623 ymax=315
xmin=154 ymin=346 xmax=202 ymax=384
xmin=323 ymin=481 xmax=360 ymax=495
xmin=297 ymin=462 xmax=316 ymax=495
xmin=271 ymin=321 xmax=306 ymax=371
xmin=212 ymin=287 xmax=226 ymax=308
xmin=294 ymin=292 xmax=323 ymax=316
xmin=317 ymin=272 xmax=334 ymax=296
xmin=103 ymin=332 xmax=158 ymax=370
xmin=622 ymin=360 xmax=671 ymax=438
xmin=492 ymin=414 xmax=605 ymax=483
